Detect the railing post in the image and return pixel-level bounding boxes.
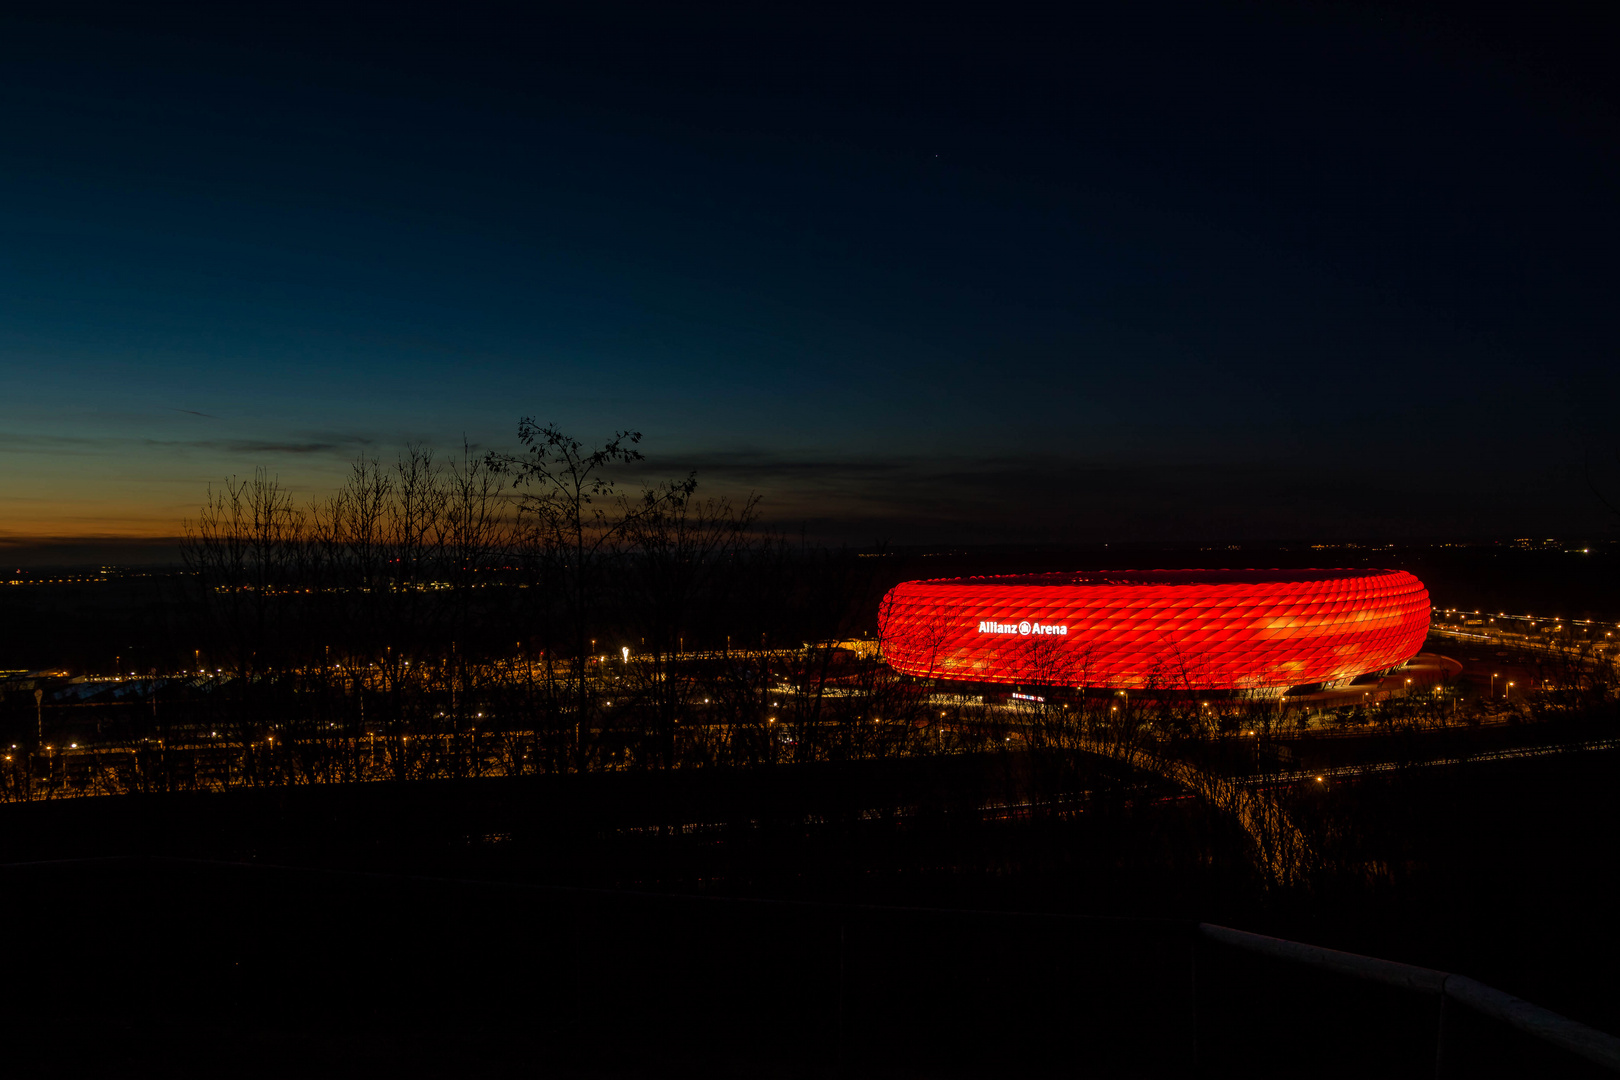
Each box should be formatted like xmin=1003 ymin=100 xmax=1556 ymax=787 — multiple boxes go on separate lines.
xmin=1435 ymin=974 xmax=1451 ymax=1079
xmin=1190 ymin=920 xmax=1201 ymax=1070
xmin=836 ymin=920 xmax=847 ymax=1077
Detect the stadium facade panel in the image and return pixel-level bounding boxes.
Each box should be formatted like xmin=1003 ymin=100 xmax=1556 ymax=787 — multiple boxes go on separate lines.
xmin=876 ymin=569 xmax=1430 ymax=690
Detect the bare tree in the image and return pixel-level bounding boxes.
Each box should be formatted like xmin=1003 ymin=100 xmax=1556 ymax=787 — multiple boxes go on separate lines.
xmin=489 ymin=421 xmax=647 ymax=771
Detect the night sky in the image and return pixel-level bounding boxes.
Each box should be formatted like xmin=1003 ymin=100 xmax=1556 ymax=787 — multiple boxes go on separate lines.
xmin=2 ymin=4 xmax=1617 ymax=556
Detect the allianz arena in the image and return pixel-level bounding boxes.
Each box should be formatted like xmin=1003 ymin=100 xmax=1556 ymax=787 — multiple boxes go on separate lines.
xmin=877 ymin=569 xmax=1430 ymax=691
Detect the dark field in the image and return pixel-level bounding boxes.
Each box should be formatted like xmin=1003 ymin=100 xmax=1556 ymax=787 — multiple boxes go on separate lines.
xmin=3 ymin=721 xmax=1620 ymax=1075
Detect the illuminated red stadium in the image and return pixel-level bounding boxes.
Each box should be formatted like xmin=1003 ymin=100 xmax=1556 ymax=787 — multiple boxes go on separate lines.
xmin=877 ymin=569 xmax=1430 ymax=691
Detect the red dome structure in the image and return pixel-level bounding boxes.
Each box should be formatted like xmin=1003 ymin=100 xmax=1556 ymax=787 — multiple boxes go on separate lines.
xmin=877 ymin=569 xmax=1430 ymax=691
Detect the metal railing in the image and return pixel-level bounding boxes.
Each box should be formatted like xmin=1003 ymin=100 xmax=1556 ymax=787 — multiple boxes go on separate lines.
xmin=1200 ymin=922 xmax=1620 ymax=1076
xmin=4 ymin=854 xmax=1619 ymax=1076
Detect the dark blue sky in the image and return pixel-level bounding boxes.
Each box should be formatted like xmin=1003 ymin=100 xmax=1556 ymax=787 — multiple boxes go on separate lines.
xmin=2 ymin=4 xmax=1617 ymax=553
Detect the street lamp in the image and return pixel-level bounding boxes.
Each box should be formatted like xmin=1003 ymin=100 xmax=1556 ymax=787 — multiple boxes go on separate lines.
xmin=1490 ymin=673 xmax=1499 ymax=698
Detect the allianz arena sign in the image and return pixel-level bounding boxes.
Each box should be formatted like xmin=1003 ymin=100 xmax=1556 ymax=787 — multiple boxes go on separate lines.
xmin=978 ymin=619 xmax=1069 ymax=637
xmin=879 ymin=569 xmax=1430 ymax=691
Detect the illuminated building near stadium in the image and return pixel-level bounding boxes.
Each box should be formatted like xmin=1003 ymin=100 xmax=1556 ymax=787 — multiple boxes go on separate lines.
xmin=877 ymin=569 xmax=1430 ymax=691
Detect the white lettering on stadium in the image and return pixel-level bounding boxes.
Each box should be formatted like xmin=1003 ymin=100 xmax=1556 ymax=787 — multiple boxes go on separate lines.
xmin=978 ymin=619 xmax=1068 ymax=637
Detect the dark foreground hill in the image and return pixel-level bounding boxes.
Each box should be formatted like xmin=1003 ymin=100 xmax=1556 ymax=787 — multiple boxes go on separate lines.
xmin=2 ymin=744 xmax=1620 ymax=1075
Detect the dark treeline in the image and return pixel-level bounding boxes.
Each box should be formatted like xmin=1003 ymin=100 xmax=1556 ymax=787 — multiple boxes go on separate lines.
xmin=147 ymin=422 xmax=948 ymax=781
